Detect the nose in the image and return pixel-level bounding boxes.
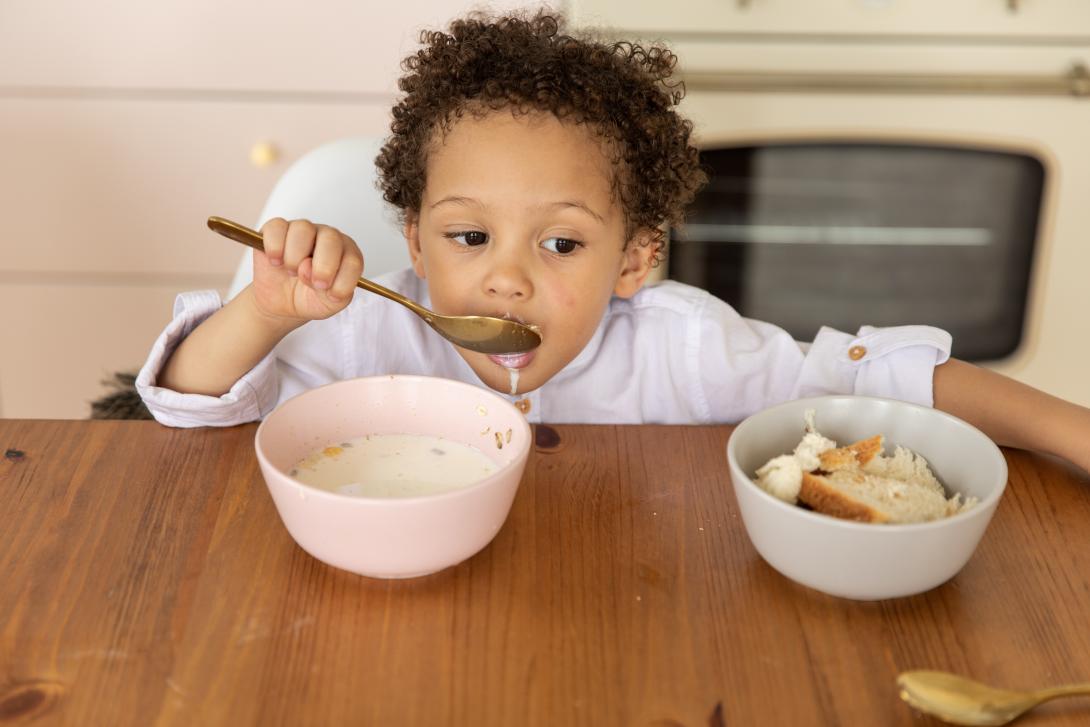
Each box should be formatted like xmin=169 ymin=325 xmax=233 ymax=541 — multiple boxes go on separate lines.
xmin=482 ymin=250 xmax=533 ymax=300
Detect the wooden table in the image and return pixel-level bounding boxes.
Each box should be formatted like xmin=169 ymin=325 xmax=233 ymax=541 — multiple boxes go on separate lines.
xmin=2 ymin=419 xmax=1090 ymax=726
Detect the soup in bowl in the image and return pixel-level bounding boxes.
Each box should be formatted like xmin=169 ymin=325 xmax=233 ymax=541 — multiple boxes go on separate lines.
xmin=255 ymin=375 xmax=531 ymax=579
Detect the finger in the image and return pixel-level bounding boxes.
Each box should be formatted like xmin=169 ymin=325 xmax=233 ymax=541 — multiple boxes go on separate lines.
xmin=296 ymin=256 xmax=314 ymax=287
xmin=283 ymin=219 xmax=318 ymax=270
xmin=309 ymin=226 xmax=344 ymax=290
xmin=259 ymin=217 xmax=288 ymax=266
xmin=328 ymin=246 xmax=364 ymax=301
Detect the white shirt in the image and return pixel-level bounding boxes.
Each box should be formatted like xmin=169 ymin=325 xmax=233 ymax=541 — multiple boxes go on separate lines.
xmin=136 ymin=269 xmax=951 ymax=427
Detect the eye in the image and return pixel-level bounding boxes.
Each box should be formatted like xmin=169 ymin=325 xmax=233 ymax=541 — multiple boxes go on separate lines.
xmin=443 ymin=230 xmax=489 ymax=246
xmin=541 ymin=237 xmax=582 ymax=255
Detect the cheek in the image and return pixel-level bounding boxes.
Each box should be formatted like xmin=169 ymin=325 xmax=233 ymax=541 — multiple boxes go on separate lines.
xmin=543 ymin=260 xmax=611 ymax=303
xmin=550 ymin=285 xmax=580 ymax=310
xmin=540 ymin=278 xmax=609 ymax=339
xmin=567 ymin=263 xmax=618 ymax=308
xmin=539 ymin=281 xmax=582 ymax=325
xmin=424 ymin=265 xmax=469 ymax=309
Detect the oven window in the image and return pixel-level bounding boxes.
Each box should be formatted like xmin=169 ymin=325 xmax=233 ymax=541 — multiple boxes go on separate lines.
xmin=668 ymin=142 xmax=1045 ymax=361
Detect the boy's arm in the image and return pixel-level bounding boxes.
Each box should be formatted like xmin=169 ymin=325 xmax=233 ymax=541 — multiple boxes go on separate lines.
xmin=933 ymin=358 xmax=1090 ymax=476
xmin=158 ymin=218 xmax=364 ymax=398
xmin=158 ymin=285 xmax=303 ymax=396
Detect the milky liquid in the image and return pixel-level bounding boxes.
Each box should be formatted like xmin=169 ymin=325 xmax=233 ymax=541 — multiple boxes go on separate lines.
xmin=290 ymin=434 xmax=498 ymax=498
xmin=507 ymin=367 xmax=519 ymax=396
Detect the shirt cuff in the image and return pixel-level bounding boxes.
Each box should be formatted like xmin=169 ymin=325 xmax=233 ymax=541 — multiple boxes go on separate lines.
xmin=135 ymin=290 xmax=280 ymax=428
xmin=795 ymin=324 xmax=952 ymax=408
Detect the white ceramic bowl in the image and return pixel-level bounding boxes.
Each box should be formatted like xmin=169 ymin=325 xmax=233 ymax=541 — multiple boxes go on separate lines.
xmin=726 ymin=395 xmax=1007 ymax=600
xmin=255 ymin=375 xmax=531 ymax=579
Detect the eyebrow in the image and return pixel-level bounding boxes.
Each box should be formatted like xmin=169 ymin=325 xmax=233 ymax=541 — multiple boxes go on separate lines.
xmin=430 ymin=195 xmax=482 ymax=211
xmin=430 ymin=196 xmax=605 ymax=224
xmin=548 ymin=200 xmax=605 ymax=224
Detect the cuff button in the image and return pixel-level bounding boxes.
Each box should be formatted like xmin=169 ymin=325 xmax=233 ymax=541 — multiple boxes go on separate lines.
xmin=848 ymin=345 xmax=867 ymax=361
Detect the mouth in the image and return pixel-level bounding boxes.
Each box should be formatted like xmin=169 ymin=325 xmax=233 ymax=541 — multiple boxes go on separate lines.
xmin=483 ymin=312 xmax=540 ymax=369
xmin=488 ymin=350 xmax=536 ymax=369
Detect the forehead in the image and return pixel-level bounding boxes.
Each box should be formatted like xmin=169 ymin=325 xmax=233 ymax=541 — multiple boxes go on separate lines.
xmin=424 ymin=110 xmax=616 ymax=205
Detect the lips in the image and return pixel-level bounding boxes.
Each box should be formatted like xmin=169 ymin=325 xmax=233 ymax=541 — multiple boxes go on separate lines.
xmin=488 ymin=350 xmax=536 ymax=369
xmin=480 ymin=312 xmax=539 ymax=369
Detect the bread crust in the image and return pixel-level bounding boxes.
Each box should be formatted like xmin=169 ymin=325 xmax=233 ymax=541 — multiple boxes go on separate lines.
xmin=817 ymin=434 xmax=884 ymax=472
xmin=846 ymin=435 xmax=884 ymax=466
xmin=799 ymin=471 xmax=891 ymax=523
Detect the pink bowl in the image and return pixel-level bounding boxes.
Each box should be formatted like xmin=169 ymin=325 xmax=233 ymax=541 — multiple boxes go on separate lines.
xmin=254 ymin=375 xmax=531 ymax=578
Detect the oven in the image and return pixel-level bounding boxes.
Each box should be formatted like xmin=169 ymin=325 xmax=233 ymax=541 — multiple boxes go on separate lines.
xmin=658 ymin=32 xmax=1090 ymax=407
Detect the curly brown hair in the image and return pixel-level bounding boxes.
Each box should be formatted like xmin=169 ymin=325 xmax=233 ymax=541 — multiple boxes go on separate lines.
xmin=374 ymin=10 xmax=707 ymax=260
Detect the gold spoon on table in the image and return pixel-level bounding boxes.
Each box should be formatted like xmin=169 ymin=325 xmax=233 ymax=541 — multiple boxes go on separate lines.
xmin=208 ymin=216 xmax=541 ymax=355
xmin=897 ymin=669 xmax=1090 ymax=725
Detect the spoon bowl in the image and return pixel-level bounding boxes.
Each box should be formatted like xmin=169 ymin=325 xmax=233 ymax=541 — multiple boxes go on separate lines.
xmin=208 ymin=216 xmax=542 ymax=355
xmin=897 ymin=669 xmax=1090 ymax=725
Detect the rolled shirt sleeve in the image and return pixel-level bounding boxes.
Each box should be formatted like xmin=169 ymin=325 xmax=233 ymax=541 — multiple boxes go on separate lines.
xmin=695 ymin=293 xmax=952 ymax=423
xmin=794 ymin=324 xmax=952 ymax=407
xmin=135 ymin=290 xmax=280 ymax=428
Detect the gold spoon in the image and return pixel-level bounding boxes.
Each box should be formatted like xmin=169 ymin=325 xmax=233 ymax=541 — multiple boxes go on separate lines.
xmin=897 ymin=669 xmax=1090 ymax=725
xmin=208 ymin=216 xmax=541 ymax=355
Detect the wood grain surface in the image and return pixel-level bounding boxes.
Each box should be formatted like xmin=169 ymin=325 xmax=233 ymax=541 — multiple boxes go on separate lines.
xmin=2 ymin=419 xmax=1089 ymax=726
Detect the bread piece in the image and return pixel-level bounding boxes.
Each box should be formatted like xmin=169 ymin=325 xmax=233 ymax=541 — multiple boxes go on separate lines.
xmin=752 ymin=411 xmax=978 ymax=523
xmin=800 ymin=471 xmax=890 ymax=523
xmin=863 ymin=444 xmax=944 ymax=494
xmin=799 ymin=468 xmax=973 ymax=524
xmin=817 ymin=434 xmax=883 ymax=472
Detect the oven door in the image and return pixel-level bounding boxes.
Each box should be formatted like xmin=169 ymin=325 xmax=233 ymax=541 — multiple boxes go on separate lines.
xmin=669 ymin=140 xmax=1045 ymax=362
xmin=673 ymin=88 xmax=1089 ymax=407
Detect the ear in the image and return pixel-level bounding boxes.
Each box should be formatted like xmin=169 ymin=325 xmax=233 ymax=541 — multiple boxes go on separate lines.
xmin=404 ymin=212 xmax=426 ymax=279
xmin=613 ymin=228 xmax=658 ymax=299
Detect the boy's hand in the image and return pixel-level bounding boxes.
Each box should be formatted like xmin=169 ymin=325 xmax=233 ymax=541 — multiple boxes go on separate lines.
xmin=250 ymin=218 xmax=364 ymax=323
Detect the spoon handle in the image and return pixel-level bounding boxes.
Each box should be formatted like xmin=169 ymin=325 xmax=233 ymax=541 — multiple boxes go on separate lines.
xmin=1036 ymin=683 xmax=1090 ymax=701
xmin=206 ymin=216 xmax=432 ymax=319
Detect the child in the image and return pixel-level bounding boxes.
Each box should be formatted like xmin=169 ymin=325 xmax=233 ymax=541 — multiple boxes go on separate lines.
xmin=137 ymin=11 xmax=1090 ymax=476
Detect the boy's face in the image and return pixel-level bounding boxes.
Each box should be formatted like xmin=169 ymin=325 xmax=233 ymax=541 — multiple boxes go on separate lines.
xmin=404 ymin=110 xmax=655 ymax=397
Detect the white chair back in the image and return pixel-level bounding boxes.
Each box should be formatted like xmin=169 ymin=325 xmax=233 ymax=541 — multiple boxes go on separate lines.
xmin=227 ymin=137 xmax=409 ymax=299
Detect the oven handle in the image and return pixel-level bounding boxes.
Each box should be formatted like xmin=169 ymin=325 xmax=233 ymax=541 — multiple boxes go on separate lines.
xmin=681 ymin=61 xmax=1090 ymax=98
